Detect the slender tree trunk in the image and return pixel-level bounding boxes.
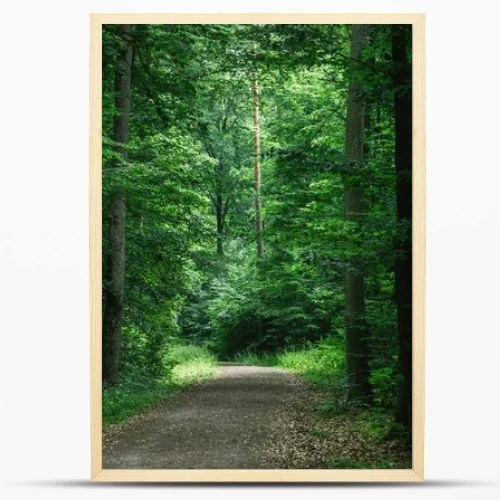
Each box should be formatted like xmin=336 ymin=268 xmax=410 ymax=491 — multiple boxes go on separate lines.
xmin=215 ymin=191 xmax=224 ymax=255
xmin=251 ymin=43 xmax=265 ymax=341
xmin=252 ymin=54 xmax=264 ymax=259
xmin=343 ymin=24 xmax=371 ymax=399
xmin=392 ymin=24 xmax=413 ymax=427
xmin=103 ymin=25 xmax=134 ymax=385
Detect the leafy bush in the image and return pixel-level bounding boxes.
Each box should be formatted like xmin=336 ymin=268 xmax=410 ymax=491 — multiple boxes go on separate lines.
xmin=103 ymin=343 xmax=217 ymax=427
xmin=206 ymin=243 xmax=339 ymax=358
xmin=103 ymin=378 xmax=177 ymax=426
xmin=370 ymin=366 xmax=399 ymax=407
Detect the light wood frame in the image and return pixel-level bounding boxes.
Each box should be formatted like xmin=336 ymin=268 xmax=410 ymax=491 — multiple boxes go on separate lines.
xmin=90 ymin=13 xmax=425 ymax=482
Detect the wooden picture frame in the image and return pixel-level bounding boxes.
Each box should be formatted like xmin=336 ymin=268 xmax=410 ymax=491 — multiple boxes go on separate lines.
xmin=90 ymin=12 xmax=425 ymax=482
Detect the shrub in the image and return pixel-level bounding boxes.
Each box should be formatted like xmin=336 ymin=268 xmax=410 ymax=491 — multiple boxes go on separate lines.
xmin=103 ymin=342 xmax=217 ymax=427
xmin=370 ymin=366 xmax=399 ymax=408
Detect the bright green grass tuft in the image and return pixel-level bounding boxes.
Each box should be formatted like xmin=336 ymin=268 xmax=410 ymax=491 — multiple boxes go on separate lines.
xmin=236 ymin=339 xmax=346 ymax=391
xmin=275 ymin=343 xmax=345 ymax=388
xmin=171 ymin=358 xmax=218 ymax=386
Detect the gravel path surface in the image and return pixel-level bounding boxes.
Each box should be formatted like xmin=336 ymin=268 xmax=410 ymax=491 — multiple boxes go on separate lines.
xmin=103 ymin=365 xmax=311 ymax=469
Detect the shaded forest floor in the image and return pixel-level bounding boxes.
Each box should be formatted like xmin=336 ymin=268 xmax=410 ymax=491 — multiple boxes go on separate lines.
xmin=103 ymin=365 xmax=410 ymax=469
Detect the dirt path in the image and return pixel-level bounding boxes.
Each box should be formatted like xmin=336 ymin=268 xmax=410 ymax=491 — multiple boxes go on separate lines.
xmin=103 ymin=365 xmax=313 ymax=469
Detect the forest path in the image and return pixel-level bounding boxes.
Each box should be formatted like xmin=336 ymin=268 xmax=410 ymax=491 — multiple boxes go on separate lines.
xmin=103 ymin=365 xmax=316 ymax=469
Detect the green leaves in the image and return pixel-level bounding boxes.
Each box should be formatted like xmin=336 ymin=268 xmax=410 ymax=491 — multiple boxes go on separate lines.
xmin=103 ymin=24 xmax=404 ymax=425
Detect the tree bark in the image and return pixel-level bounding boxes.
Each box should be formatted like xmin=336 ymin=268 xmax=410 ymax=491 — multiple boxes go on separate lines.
xmin=251 ymin=42 xmax=265 ymax=341
xmin=252 ymin=53 xmax=264 ymax=259
xmin=103 ymin=25 xmax=134 ymax=385
xmin=392 ymin=24 xmax=413 ymax=427
xmin=343 ymin=24 xmax=371 ymax=399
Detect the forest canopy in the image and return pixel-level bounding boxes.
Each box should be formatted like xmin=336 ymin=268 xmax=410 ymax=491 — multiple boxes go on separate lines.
xmin=101 ymin=23 xmax=413 ymax=448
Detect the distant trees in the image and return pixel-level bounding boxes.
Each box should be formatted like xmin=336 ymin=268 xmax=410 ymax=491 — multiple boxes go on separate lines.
xmin=196 ymin=90 xmax=249 ymax=257
xmin=199 ymin=109 xmax=233 ymax=256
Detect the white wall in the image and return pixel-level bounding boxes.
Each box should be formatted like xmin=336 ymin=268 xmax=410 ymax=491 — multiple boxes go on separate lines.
xmin=1 ymin=0 xmax=499 ymax=498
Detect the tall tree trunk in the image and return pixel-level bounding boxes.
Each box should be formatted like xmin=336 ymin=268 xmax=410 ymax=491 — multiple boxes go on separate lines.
xmin=252 ymin=43 xmax=265 ymax=342
xmin=215 ymin=191 xmax=224 ymax=255
xmin=392 ymin=24 xmax=413 ymax=428
xmin=252 ymin=53 xmax=264 ymax=259
xmin=343 ymin=24 xmax=371 ymax=399
xmin=102 ymin=25 xmax=134 ymax=385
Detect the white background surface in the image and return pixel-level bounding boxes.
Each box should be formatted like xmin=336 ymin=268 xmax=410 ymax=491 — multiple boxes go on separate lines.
xmin=1 ymin=0 xmax=499 ymax=498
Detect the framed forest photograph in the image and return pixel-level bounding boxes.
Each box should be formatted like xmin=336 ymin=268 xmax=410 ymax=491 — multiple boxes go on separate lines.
xmin=90 ymin=13 xmax=425 ymax=482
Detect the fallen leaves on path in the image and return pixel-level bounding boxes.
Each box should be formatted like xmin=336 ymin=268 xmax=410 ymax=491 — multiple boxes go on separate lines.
xmin=260 ymin=376 xmax=411 ymax=469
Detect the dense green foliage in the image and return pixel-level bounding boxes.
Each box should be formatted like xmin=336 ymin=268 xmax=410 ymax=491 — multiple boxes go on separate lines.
xmin=102 ymin=23 xmax=412 ymax=460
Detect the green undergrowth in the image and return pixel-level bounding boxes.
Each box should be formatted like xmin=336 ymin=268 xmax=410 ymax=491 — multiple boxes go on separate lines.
xmin=236 ymin=339 xmax=351 ymax=417
xmin=103 ymin=344 xmax=217 ymax=428
xmin=236 ymin=338 xmax=346 ymax=390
